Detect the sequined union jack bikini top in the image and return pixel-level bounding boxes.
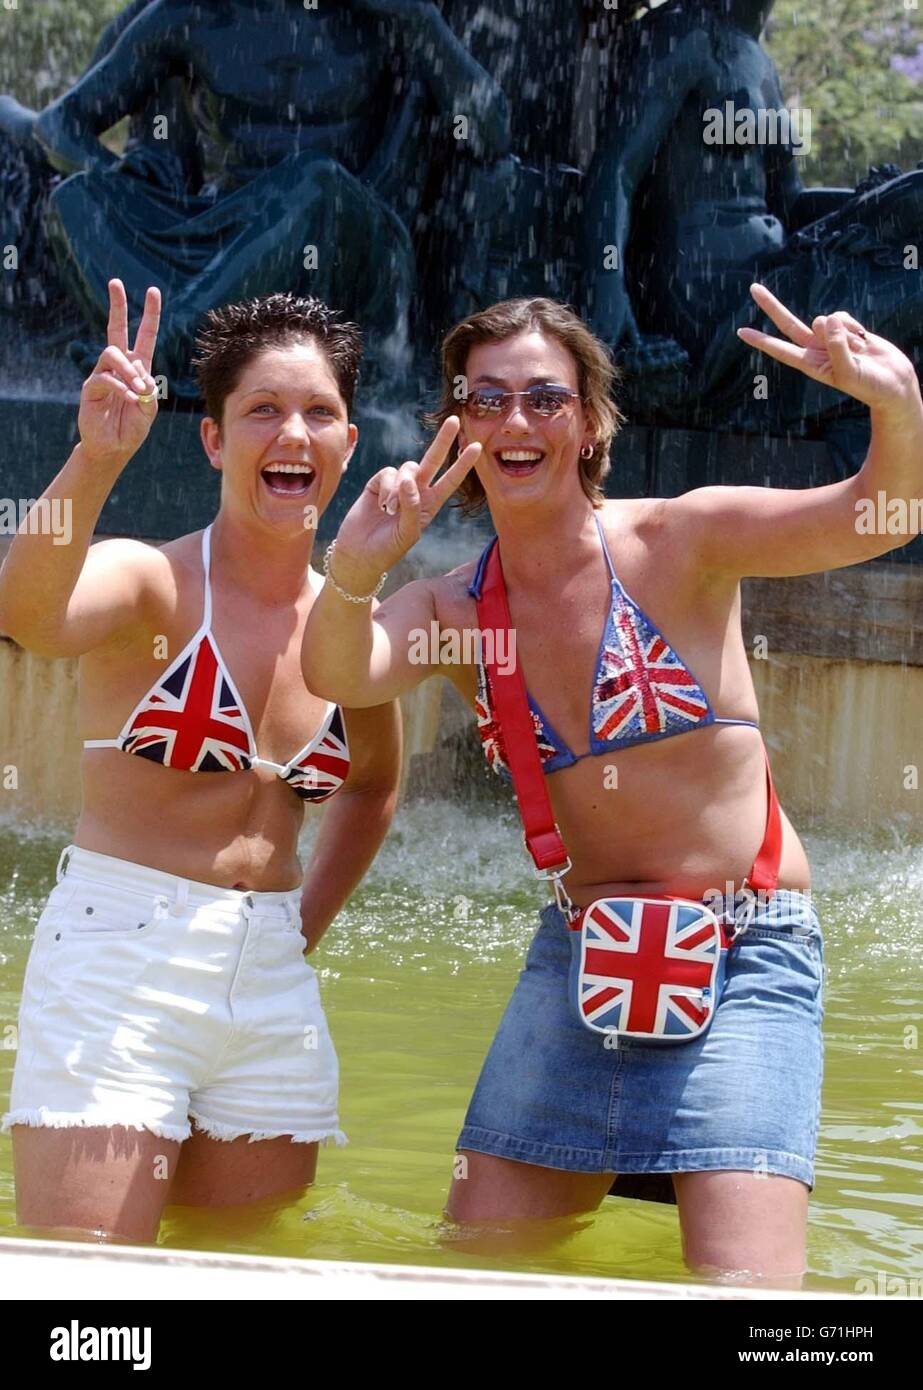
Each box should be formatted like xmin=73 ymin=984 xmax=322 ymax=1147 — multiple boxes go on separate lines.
xmin=468 ymin=512 xmax=760 ymax=780
xmin=84 ymin=526 xmax=350 ymax=802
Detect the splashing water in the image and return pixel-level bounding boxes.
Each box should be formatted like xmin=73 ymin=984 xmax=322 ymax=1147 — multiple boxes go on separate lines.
xmin=0 ymin=801 xmax=920 ymax=1289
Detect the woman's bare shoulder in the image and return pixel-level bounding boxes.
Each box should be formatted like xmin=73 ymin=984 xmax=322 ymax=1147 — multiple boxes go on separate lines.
xmin=428 ymin=553 xmax=483 ymax=627
xmin=95 ymin=529 xmax=196 ymax=570
xmin=598 ymin=496 xmax=671 ymax=540
xmin=85 ymin=531 xmax=203 ymax=616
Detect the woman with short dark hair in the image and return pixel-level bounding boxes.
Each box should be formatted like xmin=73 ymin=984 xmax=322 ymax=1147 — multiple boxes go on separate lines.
xmin=0 ymin=279 xmax=401 ymax=1244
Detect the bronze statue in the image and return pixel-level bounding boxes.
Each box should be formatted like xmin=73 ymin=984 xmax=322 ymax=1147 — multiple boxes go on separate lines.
xmin=422 ymin=1 xmax=625 ymax=331
xmin=583 ymin=0 xmax=923 ymax=434
xmin=2 ymin=0 xmax=921 ymax=451
xmin=2 ymin=0 xmax=510 ymax=395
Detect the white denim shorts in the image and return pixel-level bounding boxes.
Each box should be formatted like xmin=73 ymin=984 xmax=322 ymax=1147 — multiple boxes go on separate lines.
xmin=1 ymin=845 xmax=346 ymax=1146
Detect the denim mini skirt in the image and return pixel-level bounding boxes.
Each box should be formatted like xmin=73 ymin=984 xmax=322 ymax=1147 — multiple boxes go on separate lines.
xmin=457 ymin=889 xmax=825 ymax=1193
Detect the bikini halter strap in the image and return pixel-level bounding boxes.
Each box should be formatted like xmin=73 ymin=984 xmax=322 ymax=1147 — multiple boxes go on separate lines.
xmin=201 ymin=525 xmax=214 ymax=628
xmin=593 ymin=511 xmax=618 ymax=585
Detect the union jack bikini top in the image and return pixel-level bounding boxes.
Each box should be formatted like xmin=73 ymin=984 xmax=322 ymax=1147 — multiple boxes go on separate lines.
xmin=84 ymin=526 xmax=350 ymax=802
xmin=468 ymin=512 xmax=759 ymax=779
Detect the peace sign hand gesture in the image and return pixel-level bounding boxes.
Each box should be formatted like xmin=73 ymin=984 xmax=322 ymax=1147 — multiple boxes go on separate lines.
xmin=737 ymin=283 xmax=921 ymax=413
xmin=78 ymin=278 xmax=162 ymax=469
xmin=330 ymin=417 xmax=482 ymax=591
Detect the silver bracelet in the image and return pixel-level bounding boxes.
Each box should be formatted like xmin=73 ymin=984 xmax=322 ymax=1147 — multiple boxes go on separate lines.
xmin=322 ymin=541 xmax=387 ymax=604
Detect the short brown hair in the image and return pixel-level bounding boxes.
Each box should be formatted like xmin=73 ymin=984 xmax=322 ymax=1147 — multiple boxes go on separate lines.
xmin=192 ymin=292 xmax=363 ymax=428
xmin=423 ymin=297 xmax=626 ymax=517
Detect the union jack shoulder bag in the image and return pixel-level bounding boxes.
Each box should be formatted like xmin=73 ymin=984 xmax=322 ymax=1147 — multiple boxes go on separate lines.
xmin=474 ymin=539 xmax=782 ymax=1046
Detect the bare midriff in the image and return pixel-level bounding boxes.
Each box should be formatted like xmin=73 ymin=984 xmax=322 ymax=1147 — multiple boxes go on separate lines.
xmin=530 ymin=721 xmax=810 ymax=905
xmin=76 ymin=748 xmax=306 ymax=892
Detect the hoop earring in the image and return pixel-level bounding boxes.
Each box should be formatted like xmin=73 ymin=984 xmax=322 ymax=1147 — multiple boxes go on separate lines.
xmin=580 ymin=444 xmax=594 ymax=460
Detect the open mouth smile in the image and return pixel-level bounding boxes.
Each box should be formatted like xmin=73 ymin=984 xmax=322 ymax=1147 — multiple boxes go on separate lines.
xmin=494 ymin=449 xmax=545 ymax=477
xmin=261 ymin=461 xmax=316 ymax=497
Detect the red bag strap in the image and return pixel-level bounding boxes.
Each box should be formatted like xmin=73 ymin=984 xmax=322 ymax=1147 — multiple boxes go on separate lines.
xmin=475 ymin=537 xmax=783 ymax=893
xmin=748 ymin=749 xmax=783 ymax=892
xmin=475 ymin=540 xmax=569 ymax=874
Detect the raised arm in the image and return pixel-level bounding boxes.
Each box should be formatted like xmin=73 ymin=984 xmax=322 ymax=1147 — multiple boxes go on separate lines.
xmin=33 ymin=0 xmax=186 ymax=173
xmin=674 ymin=284 xmax=923 ymax=579
xmin=302 ymin=417 xmax=482 ymax=707
xmin=0 ymin=280 xmax=164 ymax=656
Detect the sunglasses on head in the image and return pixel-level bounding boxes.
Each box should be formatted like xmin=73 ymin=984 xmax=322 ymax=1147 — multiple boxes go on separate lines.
xmin=461 ymin=384 xmax=582 ymax=419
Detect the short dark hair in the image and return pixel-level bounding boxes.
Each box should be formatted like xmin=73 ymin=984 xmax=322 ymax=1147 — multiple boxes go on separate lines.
xmin=192 ymin=292 xmax=363 ymax=427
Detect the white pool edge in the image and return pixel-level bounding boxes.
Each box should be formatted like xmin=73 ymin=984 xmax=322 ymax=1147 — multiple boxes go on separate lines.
xmin=0 ymin=1236 xmax=867 ymax=1300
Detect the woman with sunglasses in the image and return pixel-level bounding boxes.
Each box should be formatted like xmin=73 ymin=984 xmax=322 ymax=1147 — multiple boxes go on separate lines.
xmin=0 ymin=279 xmax=401 ymax=1244
xmin=303 ymin=287 xmax=923 ymax=1283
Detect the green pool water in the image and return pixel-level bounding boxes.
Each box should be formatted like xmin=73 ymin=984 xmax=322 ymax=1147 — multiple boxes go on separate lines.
xmin=0 ymin=803 xmax=921 ymax=1292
